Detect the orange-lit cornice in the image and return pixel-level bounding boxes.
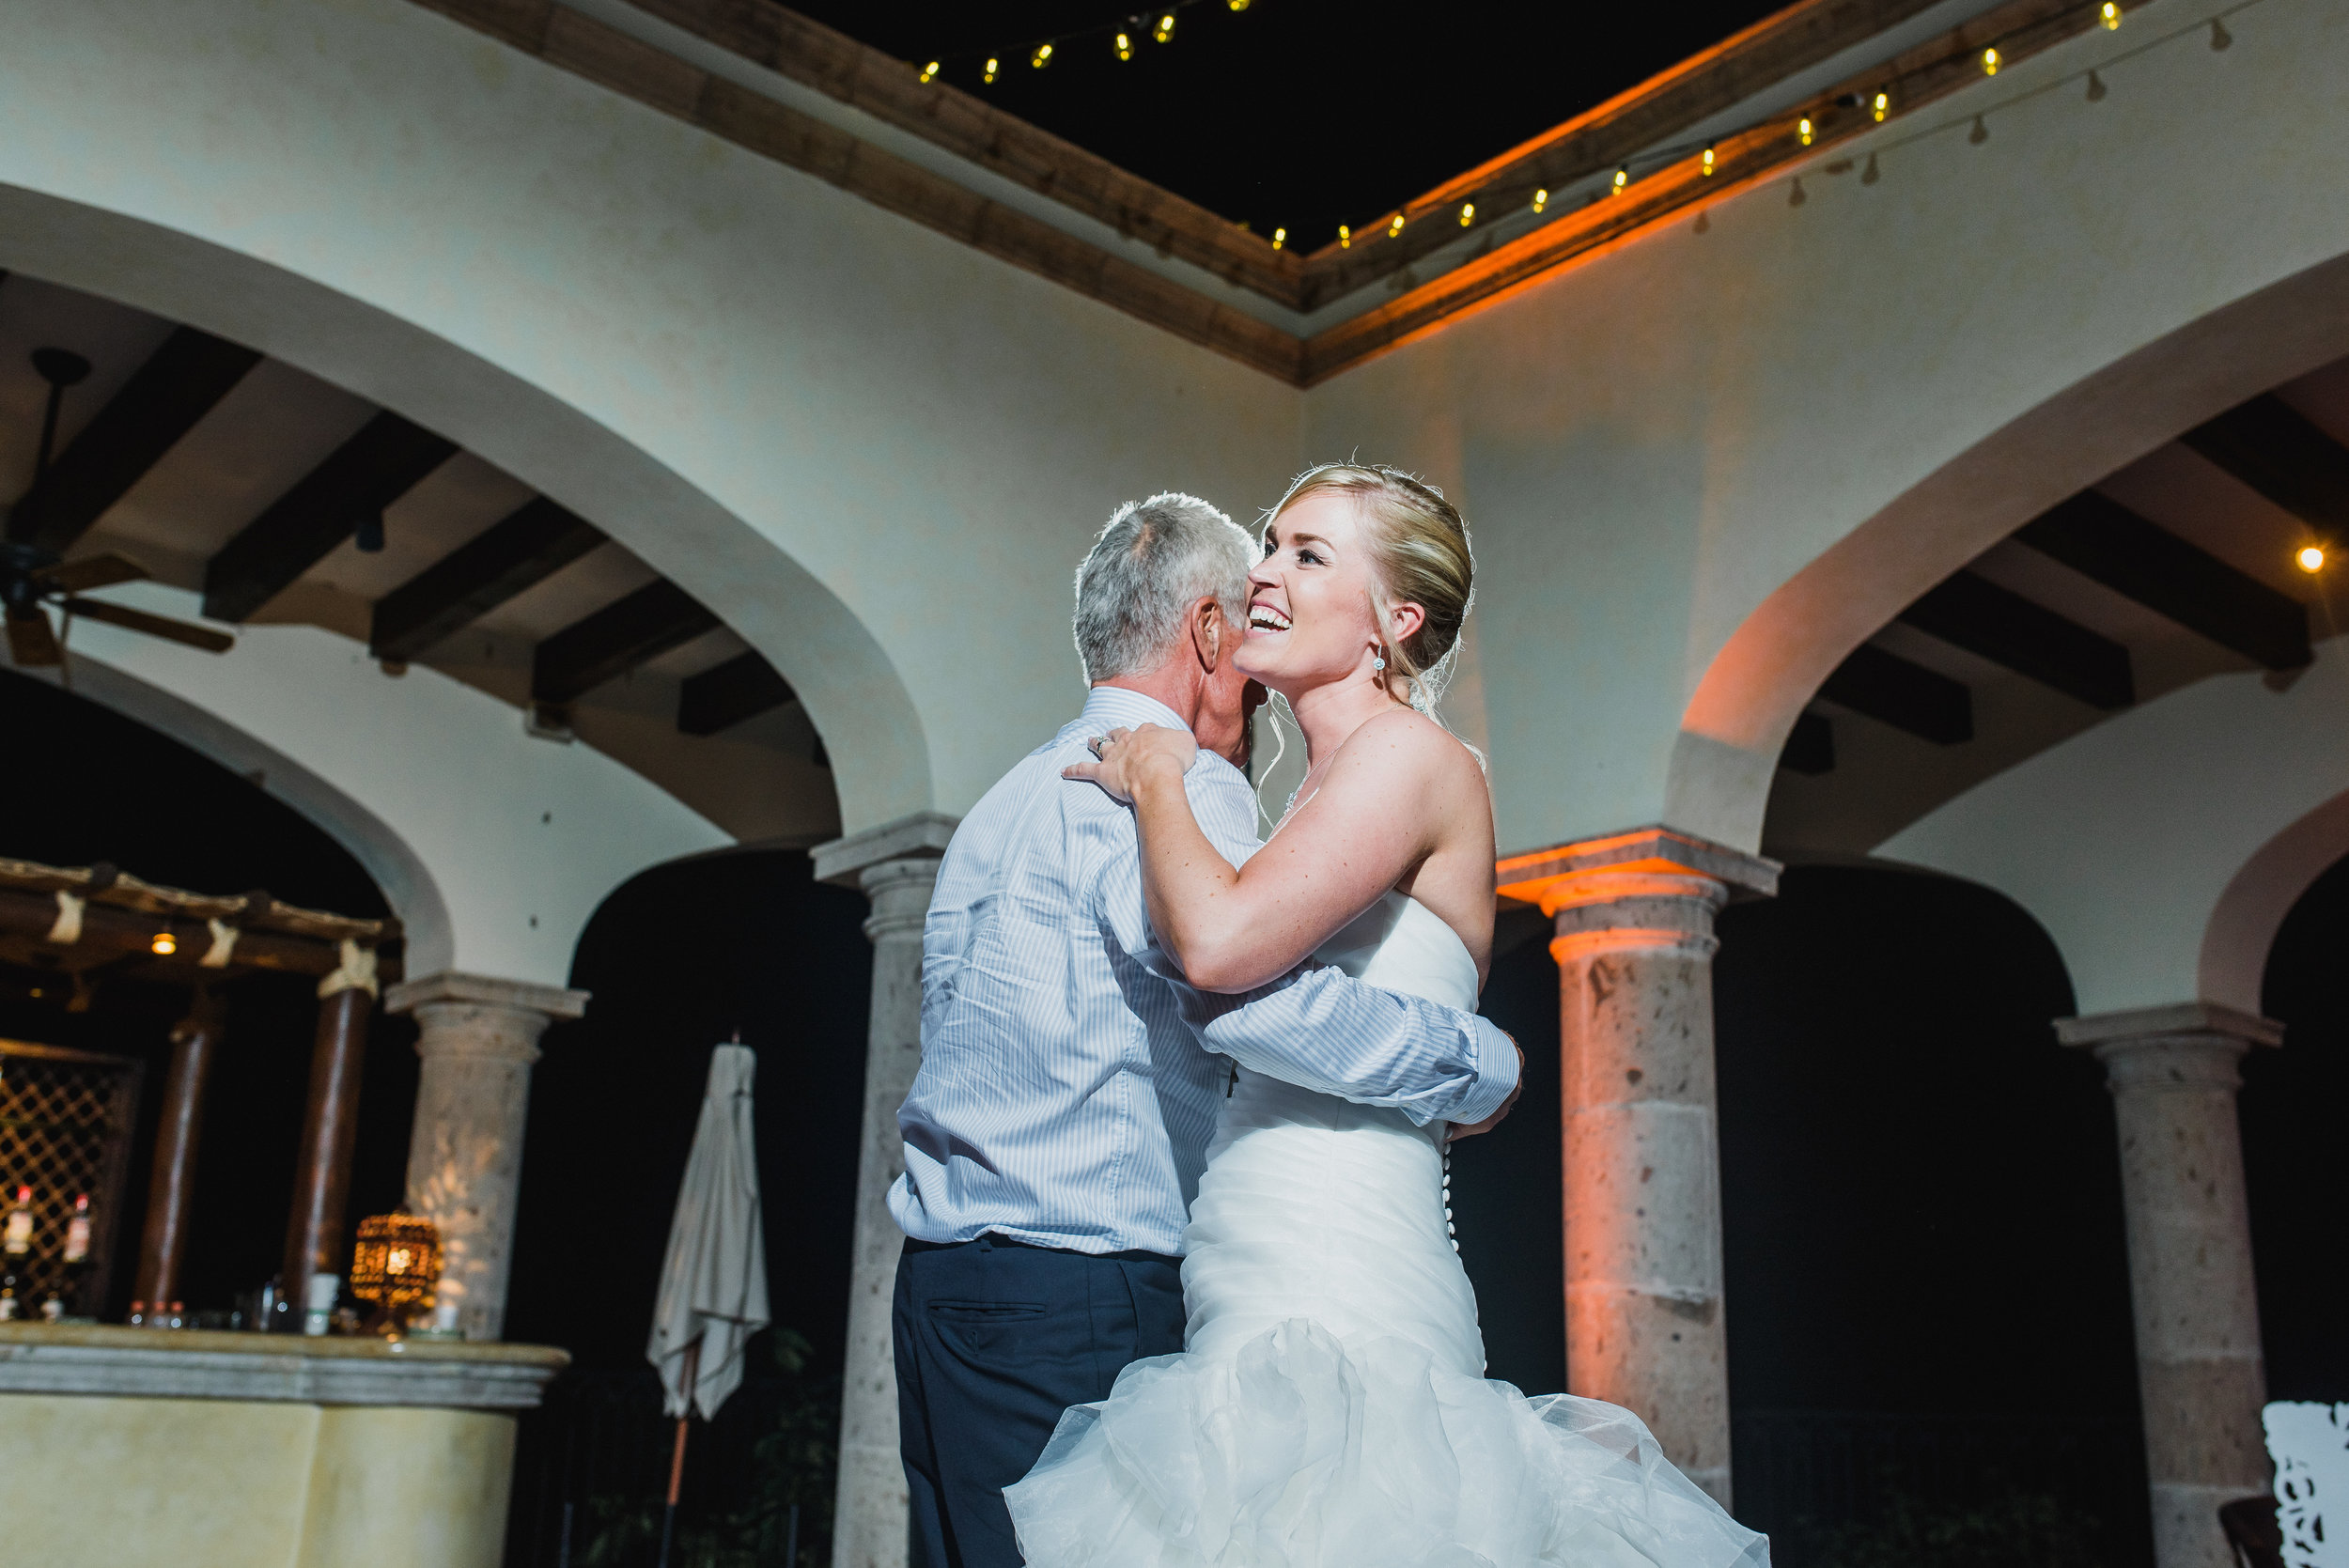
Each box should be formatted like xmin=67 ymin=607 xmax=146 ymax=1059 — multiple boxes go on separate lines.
xmin=1497 ymin=827 xmax=1780 ymax=916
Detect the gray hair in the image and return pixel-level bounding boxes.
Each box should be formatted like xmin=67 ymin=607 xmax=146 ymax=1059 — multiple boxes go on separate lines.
xmin=1072 ymin=492 xmax=1255 ymax=681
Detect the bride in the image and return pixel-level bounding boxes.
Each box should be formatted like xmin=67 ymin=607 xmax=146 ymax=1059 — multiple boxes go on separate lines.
xmin=1019 ymin=465 xmax=1767 ymax=1568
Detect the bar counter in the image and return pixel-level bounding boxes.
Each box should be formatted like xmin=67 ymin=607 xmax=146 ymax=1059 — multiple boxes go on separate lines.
xmin=0 ymin=1322 xmax=568 ymax=1567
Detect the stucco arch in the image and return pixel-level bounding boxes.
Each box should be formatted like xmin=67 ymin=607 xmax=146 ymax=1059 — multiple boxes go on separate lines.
xmin=0 ymin=185 xmax=930 ymax=831
xmin=2201 ymin=789 xmax=2349 ymax=1017
xmin=1669 ymin=245 xmax=2349 ymax=853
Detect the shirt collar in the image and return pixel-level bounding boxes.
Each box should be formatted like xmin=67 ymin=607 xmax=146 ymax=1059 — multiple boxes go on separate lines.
xmin=1080 ymin=685 xmax=1192 ymax=737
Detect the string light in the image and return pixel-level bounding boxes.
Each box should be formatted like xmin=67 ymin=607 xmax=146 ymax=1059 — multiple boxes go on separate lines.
xmin=1272 ymin=226 xmax=1286 ymax=250
xmin=1611 ymin=165 xmax=1629 ymax=194
xmin=1861 ymin=151 xmax=1880 ymax=184
xmin=2298 ymin=545 xmax=2327 ymax=573
xmin=1798 ymin=116 xmax=1814 ymax=146
xmin=1969 ymin=113 xmax=1989 ymax=143
xmin=984 ymin=56 xmax=999 ymax=83
xmin=1982 ymin=46 xmax=2000 ymax=74
xmin=1458 ymin=201 xmax=1475 ymax=226
xmin=1872 ymin=90 xmax=1890 ymax=121
xmin=919 ymin=60 xmax=941 ymax=83
xmin=1337 ymin=224 xmax=1351 ymax=248
xmin=1701 ymin=144 xmax=1716 ymax=177
xmin=1032 ymin=41 xmax=1053 ymax=68
xmin=2086 ymin=69 xmax=2108 ymax=101
xmin=1154 ymin=12 xmax=1176 ymax=42
xmin=1388 ymin=213 xmax=1406 ymax=239
xmin=2100 ymin=0 xmax=2121 ymax=26
xmin=1228 ymin=0 xmax=1251 ymax=8
xmin=1116 ymin=30 xmax=1133 ymax=59
xmin=2208 ymin=17 xmax=2231 ymax=49
xmin=150 ymin=932 xmax=177 ymax=955
xmin=1532 ymin=188 xmax=1548 ymax=213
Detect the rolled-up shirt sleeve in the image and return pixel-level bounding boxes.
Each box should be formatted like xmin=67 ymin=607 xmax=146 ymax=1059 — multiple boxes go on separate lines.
xmin=1104 ymin=753 xmax=1519 ymax=1127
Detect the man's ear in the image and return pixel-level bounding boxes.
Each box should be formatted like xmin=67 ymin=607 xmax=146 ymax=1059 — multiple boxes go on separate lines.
xmin=1191 ymin=596 xmax=1224 ymax=671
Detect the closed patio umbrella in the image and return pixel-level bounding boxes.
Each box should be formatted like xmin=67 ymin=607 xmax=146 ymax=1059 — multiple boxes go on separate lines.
xmin=647 ymin=1042 xmax=770 ymax=1566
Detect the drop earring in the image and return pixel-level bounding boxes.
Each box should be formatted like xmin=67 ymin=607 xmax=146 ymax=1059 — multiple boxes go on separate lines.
xmin=1372 ymin=651 xmax=1387 ymax=672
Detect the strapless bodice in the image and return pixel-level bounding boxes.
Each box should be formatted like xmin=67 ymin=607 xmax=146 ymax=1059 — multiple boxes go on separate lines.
xmin=1310 ymin=890 xmax=1479 ymax=1011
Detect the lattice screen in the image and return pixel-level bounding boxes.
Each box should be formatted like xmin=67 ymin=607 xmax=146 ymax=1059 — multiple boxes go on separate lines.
xmin=0 ymin=1040 xmax=141 ymax=1317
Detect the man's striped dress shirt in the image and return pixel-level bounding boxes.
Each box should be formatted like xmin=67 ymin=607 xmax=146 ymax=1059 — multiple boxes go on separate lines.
xmin=891 ymin=685 xmax=1520 ymax=1259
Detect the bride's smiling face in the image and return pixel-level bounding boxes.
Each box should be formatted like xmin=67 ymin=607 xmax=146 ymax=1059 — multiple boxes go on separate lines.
xmin=1237 ymin=492 xmax=1421 ymax=698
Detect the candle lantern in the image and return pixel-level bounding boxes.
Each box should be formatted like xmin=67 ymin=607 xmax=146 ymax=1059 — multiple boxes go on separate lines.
xmin=350 ymin=1212 xmax=442 ymax=1332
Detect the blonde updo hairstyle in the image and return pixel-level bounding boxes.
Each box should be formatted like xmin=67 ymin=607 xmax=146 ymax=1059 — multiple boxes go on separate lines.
xmin=1265 ymin=463 xmax=1475 ymax=717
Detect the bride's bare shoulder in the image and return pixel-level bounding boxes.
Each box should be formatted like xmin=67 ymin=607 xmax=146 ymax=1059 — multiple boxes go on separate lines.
xmin=1322 ymin=707 xmax=1488 ymax=800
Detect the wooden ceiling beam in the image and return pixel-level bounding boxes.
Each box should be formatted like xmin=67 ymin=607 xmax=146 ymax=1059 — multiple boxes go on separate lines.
xmin=2181 ymin=394 xmax=2349 ymax=538
xmin=202 ymin=412 xmax=458 ymax=623
xmin=531 ymin=580 xmax=720 ymax=706
xmin=1779 ymin=711 xmax=1836 ymax=775
xmin=14 ymin=328 xmax=262 ymax=553
xmin=677 ymin=650 xmax=797 ymax=737
xmin=369 ymin=496 xmax=605 ymax=661
xmin=1896 ymin=568 xmax=2134 ymax=710
xmin=1819 ymin=644 xmax=1972 ymax=744
xmin=2016 ymin=491 xmax=2311 ymax=672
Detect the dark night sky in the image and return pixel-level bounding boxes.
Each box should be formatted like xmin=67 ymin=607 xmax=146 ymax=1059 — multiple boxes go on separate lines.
xmin=788 ymin=0 xmax=1792 ymax=245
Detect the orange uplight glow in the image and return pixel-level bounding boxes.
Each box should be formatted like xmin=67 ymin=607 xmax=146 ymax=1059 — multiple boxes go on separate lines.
xmin=150 ymin=932 xmax=177 ymax=955
xmin=2298 ymin=545 xmax=2326 ymax=573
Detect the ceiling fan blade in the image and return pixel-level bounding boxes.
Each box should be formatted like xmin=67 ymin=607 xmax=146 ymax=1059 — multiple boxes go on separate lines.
xmin=60 ymin=597 xmax=234 ymax=654
xmin=6 ymin=605 xmax=62 ymax=667
xmin=36 ymin=551 xmax=150 ymax=594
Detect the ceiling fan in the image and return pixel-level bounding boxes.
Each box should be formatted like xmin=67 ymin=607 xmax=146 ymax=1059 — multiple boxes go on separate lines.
xmin=3 ymin=347 xmax=233 ymax=669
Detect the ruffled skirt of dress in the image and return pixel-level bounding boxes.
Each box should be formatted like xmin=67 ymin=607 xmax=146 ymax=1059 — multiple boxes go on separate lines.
xmin=1003 ymin=1075 xmax=1768 ymax=1568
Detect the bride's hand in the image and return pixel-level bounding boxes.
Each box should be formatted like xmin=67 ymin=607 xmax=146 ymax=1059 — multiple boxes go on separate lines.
xmin=1062 ymin=723 xmax=1197 ymax=802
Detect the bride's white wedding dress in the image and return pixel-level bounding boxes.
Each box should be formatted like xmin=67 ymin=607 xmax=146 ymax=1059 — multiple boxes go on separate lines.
xmin=1003 ymin=893 xmax=1770 ymax=1567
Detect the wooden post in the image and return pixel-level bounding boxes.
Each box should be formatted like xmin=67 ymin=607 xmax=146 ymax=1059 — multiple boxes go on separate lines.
xmin=132 ymin=990 xmax=225 ymax=1309
xmin=279 ymin=980 xmax=374 ymax=1317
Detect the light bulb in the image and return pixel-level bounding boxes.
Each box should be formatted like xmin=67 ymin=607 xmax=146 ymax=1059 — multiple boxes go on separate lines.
xmin=1798 ymin=116 xmax=1814 ymax=146
xmin=1031 ymin=42 xmax=1052 ymax=68
xmin=1272 ymin=226 xmax=1285 ymax=250
xmin=1532 ymin=188 xmax=1548 ymax=213
xmin=1115 ymin=31 xmax=1133 ymax=59
xmin=1338 ymin=225 xmax=1351 ymax=248
xmin=1982 ymin=46 xmax=1999 ymax=75
xmin=1872 ymin=91 xmax=1889 ymax=121
xmin=1388 ymin=213 xmax=1406 ymax=238
xmin=918 ymin=60 xmax=941 ymax=83
xmin=2298 ymin=545 xmax=2326 ymax=573
xmin=1154 ymin=12 xmax=1175 ymax=42
xmin=984 ymin=56 xmax=998 ymax=82
xmin=150 ymin=932 xmax=177 ymax=955
xmin=1702 ymin=145 xmax=1716 ymax=176
xmin=1458 ymin=202 xmax=1474 ymax=226
xmin=1611 ymin=165 xmax=1628 ymax=194
xmin=2101 ymin=1 xmax=2120 ymax=26
xmin=1229 ymin=0 xmax=1250 ymax=9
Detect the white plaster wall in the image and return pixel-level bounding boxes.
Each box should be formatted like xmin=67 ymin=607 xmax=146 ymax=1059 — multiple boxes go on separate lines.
xmin=51 ymin=583 xmax=727 ymax=987
xmin=0 ymin=0 xmax=1302 ymax=831
xmin=1877 ymin=642 xmax=2349 ymax=1017
xmin=1306 ymin=0 xmax=2349 ymax=854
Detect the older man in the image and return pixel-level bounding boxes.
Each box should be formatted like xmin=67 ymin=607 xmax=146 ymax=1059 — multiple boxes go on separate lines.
xmin=891 ymin=493 xmax=1521 ymax=1568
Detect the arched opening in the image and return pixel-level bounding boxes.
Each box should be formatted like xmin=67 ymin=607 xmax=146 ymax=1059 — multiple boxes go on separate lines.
xmin=0 ymin=663 xmax=412 ymax=1318
xmin=501 ymin=848 xmax=872 ymax=1567
xmin=2246 ymin=851 xmax=2349 ymax=1405
xmin=1460 ymin=864 xmax=2146 ymax=1558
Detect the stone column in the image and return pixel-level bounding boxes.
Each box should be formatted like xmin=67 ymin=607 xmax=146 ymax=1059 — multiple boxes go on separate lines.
xmin=813 ymin=813 xmax=957 ymax=1568
xmin=2059 ymin=1002 xmax=2278 ymax=1568
xmin=384 ymin=971 xmax=589 ymax=1342
xmin=1497 ymin=828 xmax=1778 ymax=1510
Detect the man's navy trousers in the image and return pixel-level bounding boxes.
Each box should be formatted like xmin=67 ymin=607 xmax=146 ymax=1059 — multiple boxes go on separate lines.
xmin=894 ymin=1234 xmax=1185 ymax=1568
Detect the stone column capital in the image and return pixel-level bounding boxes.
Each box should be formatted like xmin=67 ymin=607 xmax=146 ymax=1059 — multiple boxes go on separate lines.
xmin=384 ymin=971 xmax=591 ymax=1021
xmin=811 ymin=811 xmax=960 ymax=887
xmin=2059 ymin=1001 xmax=2281 ymax=1091
xmin=859 ymin=858 xmax=941 ymax=944
xmin=1497 ymin=826 xmax=1781 ymax=917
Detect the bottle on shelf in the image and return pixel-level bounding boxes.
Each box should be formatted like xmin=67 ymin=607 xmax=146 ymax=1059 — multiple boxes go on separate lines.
xmin=39 ymin=1294 xmax=62 ymax=1323
xmin=127 ymin=1299 xmax=147 ymax=1327
xmin=166 ymin=1300 xmax=186 ymax=1330
xmin=62 ymin=1195 xmax=91 ymax=1265
xmin=0 ymin=1283 xmax=17 ymax=1322
xmin=1 ymin=1186 xmax=30 ymax=1258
